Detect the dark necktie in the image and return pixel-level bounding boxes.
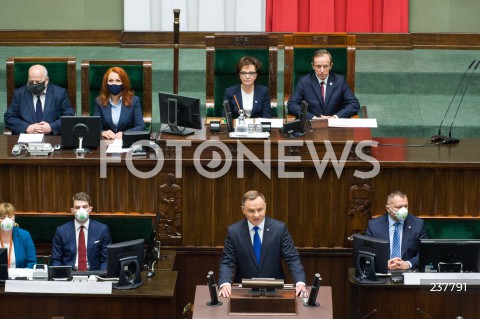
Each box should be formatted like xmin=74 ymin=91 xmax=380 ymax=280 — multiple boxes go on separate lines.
xmin=253 ymin=226 xmax=261 ymax=264
xmin=35 ymin=94 xmax=43 ymax=122
xmin=391 ymin=222 xmax=401 ymax=259
xmin=78 ymin=226 xmax=87 ymax=271
xmin=320 ymin=81 xmax=325 ymax=102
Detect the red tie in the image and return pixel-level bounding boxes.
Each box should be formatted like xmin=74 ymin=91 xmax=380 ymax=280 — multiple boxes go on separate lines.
xmin=78 ymin=226 xmax=87 ymax=271
xmin=320 ymin=81 xmax=325 ymax=102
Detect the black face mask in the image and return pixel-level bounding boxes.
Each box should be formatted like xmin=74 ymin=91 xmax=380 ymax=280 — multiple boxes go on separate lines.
xmin=27 ymin=81 xmax=46 ymax=96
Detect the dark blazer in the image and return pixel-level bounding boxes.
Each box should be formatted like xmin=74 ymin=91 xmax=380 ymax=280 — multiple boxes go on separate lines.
xmin=4 ymin=83 xmax=75 ymax=135
xmin=51 ymin=219 xmax=112 ymax=270
xmin=365 ymin=213 xmax=428 ymax=269
xmin=287 ymin=72 xmax=359 ymax=119
xmin=224 ymin=84 xmax=271 ymax=118
xmin=94 ymin=95 xmax=145 ymax=133
xmin=218 ymin=216 xmax=306 ymax=286
xmin=12 ymin=227 xmax=37 ymax=269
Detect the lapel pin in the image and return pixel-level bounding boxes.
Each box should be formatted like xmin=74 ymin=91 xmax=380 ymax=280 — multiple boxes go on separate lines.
xmin=266 ymin=228 xmax=269 ymax=232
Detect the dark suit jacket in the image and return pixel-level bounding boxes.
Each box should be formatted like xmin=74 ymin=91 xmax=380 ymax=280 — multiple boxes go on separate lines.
xmin=287 ymin=72 xmax=359 ymax=119
xmin=94 ymin=95 xmax=145 ymax=133
xmin=218 ymin=217 xmax=306 ymax=286
xmin=12 ymin=227 xmax=37 ymax=269
xmin=224 ymin=84 xmax=271 ymax=118
xmin=51 ymin=219 xmax=112 ymax=270
xmin=365 ymin=213 xmax=428 ymax=269
xmin=4 ymin=83 xmax=75 ymax=135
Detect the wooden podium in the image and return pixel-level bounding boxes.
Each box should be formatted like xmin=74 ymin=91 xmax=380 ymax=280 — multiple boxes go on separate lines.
xmin=192 ymin=285 xmax=333 ymax=319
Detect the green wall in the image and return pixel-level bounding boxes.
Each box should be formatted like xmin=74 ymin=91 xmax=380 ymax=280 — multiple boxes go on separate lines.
xmin=1 ymin=0 xmax=480 ymax=32
xmin=0 ymin=0 xmax=123 ymax=30
xmin=410 ymin=0 xmax=480 ymax=32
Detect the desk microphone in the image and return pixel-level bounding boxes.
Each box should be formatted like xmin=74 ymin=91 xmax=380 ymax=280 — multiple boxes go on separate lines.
xmin=206 ymin=271 xmax=222 ymax=307
xmin=416 ymin=307 xmax=434 ymax=319
xmin=431 ymin=59 xmax=475 ymax=143
xmin=441 ymin=59 xmax=480 ymax=144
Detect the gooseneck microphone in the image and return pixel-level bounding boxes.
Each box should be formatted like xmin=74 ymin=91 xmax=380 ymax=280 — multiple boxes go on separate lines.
xmin=431 ymin=59 xmax=475 ymax=143
xmin=304 ymin=273 xmax=321 ymax=307
xmin=442 ymin=59 xmax=480 ymax=144
xmin=206 ymin=271 xmax=223 ymax=307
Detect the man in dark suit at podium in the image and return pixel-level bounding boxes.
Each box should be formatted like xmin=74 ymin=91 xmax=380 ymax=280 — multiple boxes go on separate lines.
xmin=51 ymin=192 xmax=112 ymax=271
xmin=366 ymin=190 xmax=428 ymax=270
xmin=218 ymin=190 xmax=307 ymax=298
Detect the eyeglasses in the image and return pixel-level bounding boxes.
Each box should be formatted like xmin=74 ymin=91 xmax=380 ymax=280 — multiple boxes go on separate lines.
xmin=239 ymin=71 xmax=257 ymax=77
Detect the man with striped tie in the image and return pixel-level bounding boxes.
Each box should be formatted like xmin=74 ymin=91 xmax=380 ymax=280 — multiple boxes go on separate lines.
xmin=218 ymin=190 xmax=306 ymax=298
xmin=366 ymin=190 xmax=428 ymax=270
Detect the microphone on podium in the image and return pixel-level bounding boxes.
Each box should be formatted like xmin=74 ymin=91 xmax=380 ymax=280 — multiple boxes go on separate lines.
xmin=431 ymin=59 xmax=475 ymax=143
xmin=441 ymin=59 xmax=480 ymax=144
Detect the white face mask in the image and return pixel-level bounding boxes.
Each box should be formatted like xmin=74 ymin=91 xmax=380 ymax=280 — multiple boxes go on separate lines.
xmin=1 ymin=217 xmax=15 ymax=231
xmin=394 ymin=206 xmax=409 ymax=222
xmin=74 ymin=208 xmax=89 ymax=222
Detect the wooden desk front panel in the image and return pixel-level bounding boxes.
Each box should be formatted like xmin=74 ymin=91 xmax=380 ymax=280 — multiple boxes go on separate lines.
xmin=1 ymin=271 xmax=177 ymax=319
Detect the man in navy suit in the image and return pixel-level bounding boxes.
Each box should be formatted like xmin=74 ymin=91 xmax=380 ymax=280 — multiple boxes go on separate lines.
xmin=287 ymin=49 xmax=359 ymax=119
xmin=366 ymin=190 xmax=428 ymax=270
xmin=4 ymin=64 xmax=74 ymax=135
xmin=218 ymin=190 xmax=306 ymax=298
xmin=51 ymin=192 xmax=112 ymax=271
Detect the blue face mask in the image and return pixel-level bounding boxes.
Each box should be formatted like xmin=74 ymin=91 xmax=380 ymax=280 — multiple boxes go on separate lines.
xmin=107 ymin=84 xmax=124 ymax=96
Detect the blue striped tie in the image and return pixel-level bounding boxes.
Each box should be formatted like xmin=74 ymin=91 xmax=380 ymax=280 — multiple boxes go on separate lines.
xmin=391 ymin=222 xmax=401 ymax=258
xmin=253 ymin=226 xmax=261 ymax=264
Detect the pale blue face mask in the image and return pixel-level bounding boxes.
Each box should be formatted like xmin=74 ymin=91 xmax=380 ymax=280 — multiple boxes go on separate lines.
xmin=74 ymin=208 xmax=89 ymax=222
xmin=1 ymin=217 xmax=14 ymax=231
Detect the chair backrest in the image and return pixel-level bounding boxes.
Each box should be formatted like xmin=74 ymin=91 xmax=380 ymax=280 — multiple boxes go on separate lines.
xmin=284 ymin=33 xmax=356 ymax=119
xmin=6 ymin=57 xmax=76 ymax=109
xmin=81 ymin=60 xmax=152 ymax=127
xmin=205 ymin=33 xmax=278 ymax=117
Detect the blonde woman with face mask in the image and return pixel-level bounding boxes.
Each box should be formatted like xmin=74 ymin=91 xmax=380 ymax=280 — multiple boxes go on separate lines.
xmin=0 ymin=203 xmax=37 ymax=269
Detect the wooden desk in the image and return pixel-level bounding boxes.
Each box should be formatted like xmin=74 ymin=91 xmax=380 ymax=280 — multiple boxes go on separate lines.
xmin=349 ymin=268 xmax=479 ymax=318
xmin=192 ymin=285 xmax=333 ymax=319
xmin=1 ymin=271 xmax=177 ymax=319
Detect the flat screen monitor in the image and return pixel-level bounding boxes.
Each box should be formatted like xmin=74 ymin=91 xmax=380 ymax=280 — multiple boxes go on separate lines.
xmin=0 ymin=248 xmax=7 ymax=282
xmin=352 ymin=234 xmax=390 ymax=283
xmin=159 ymin=92 xmax=202 ymax=136
xmin=61 ymin=116 xmax=101 ymax=153
xmin=419 ymin=239 xmax=480 ymax=272
xmin=106 ymin=239 xmax=145 ymax=289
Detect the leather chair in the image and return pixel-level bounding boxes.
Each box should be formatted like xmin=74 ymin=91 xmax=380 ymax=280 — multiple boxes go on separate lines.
xmin=205 ymin=33 xmax=278 ymax=118
xmin=81 ymin=60 xmax=152 ymax=130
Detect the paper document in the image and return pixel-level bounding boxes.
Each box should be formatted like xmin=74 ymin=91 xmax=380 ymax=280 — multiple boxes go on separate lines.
xmin=328 ymin=118 xmax=377 ymax=128
xmin=17 ymin=133 xmax=44 ymax=144
xmin=8 ymin=268 xmax=34 ymax=279
xmin=106 ymin=139 xmax=129 ymax=153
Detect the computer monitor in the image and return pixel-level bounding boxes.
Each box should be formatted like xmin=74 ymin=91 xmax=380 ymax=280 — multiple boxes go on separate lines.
xmin=61 ymin=116 xmax=101 ymax=153
xmin=352 ymin=234 xmax=390 ymax=283
xmin=158 ymin=92 xmax=202 ymax=136
xmin=106 ymin=239 xmax=145 ymax=289
xmin=419 ymin=239 xmax=480 ymax=272
xmin=0 ymin=248 xmax=7 ymax=282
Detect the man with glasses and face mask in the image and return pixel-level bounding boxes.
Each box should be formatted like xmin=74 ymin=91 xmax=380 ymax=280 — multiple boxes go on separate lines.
xmin=287 ymin=49 xmax=359 ymax=120
xmin=51 ymin=192 xmax=112 ymax=271
xmin=366 ymin=190 xmax=428 ymax=270
xmin=4 ymin=64 xmax=74 ymax=135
